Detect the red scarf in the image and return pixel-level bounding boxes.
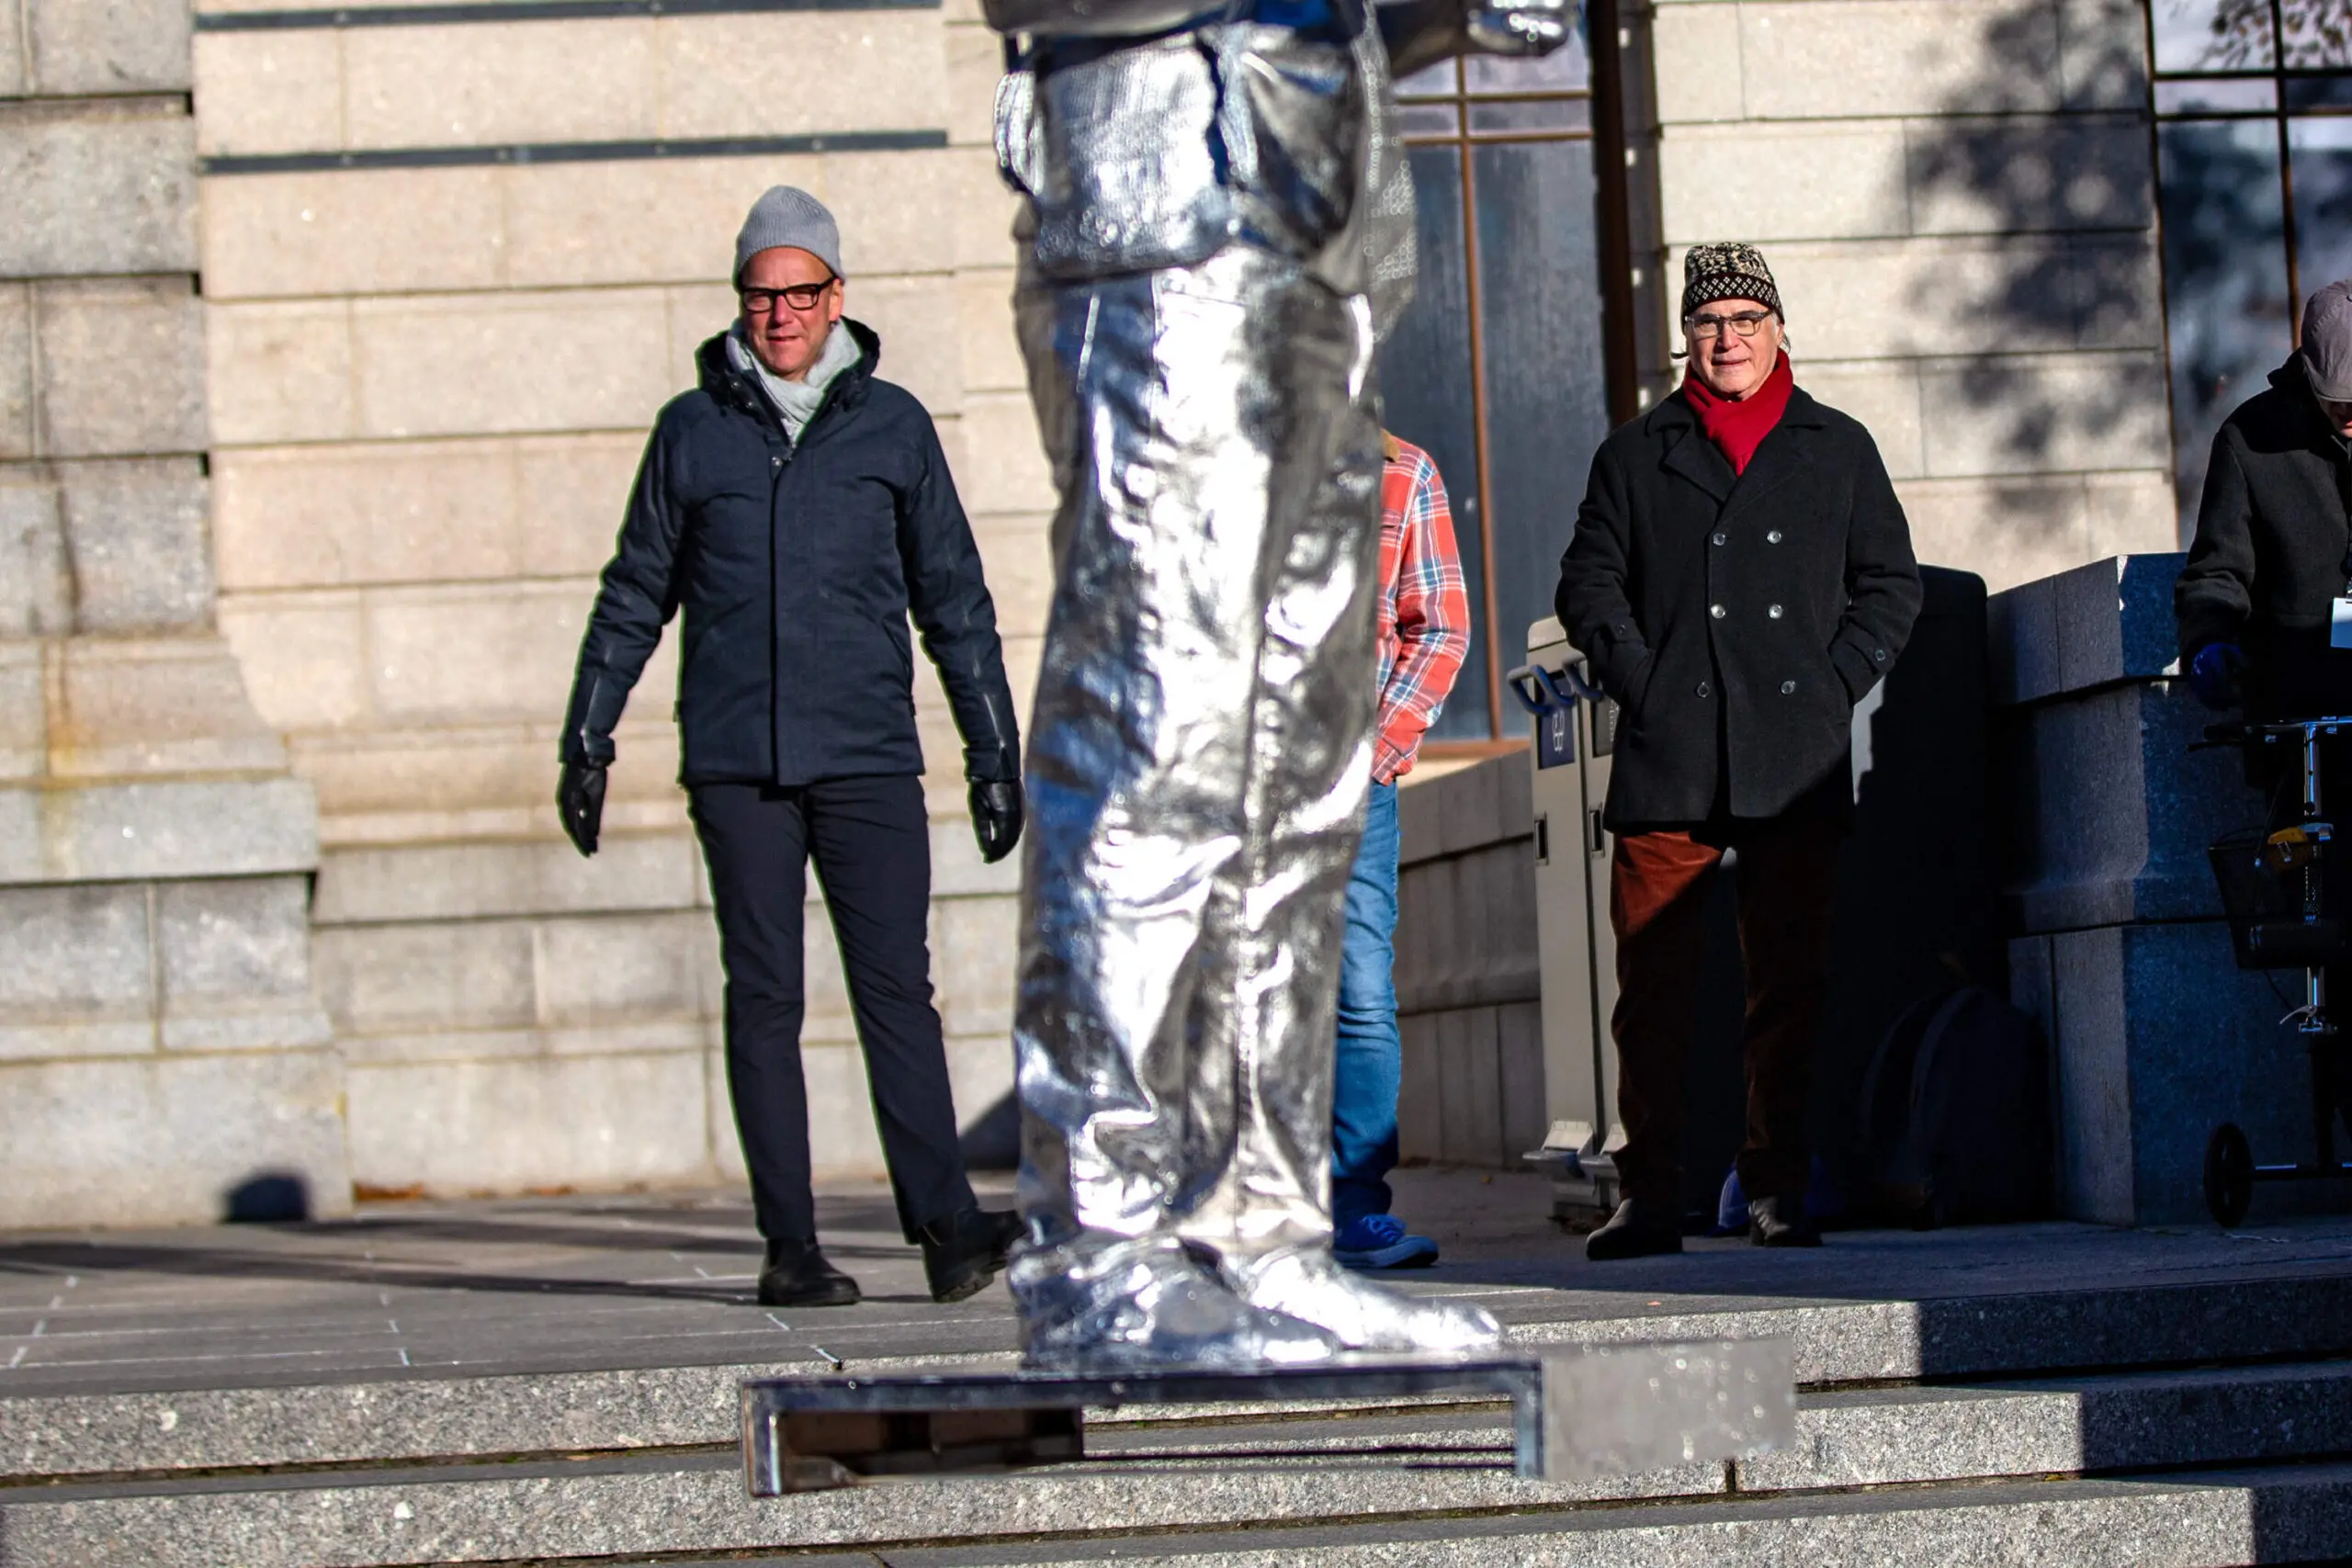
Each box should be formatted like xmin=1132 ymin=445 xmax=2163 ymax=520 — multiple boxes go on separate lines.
xmin=1680 ymin=352 xmax=1794 ymax=476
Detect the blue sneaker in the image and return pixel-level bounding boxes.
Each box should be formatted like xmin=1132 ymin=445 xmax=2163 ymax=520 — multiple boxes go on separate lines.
xmin=1332 ymin=1213 xmax=1441 ymax=1270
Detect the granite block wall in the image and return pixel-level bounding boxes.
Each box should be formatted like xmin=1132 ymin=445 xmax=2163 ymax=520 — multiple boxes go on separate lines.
xmin=1991 ymin=554 xmax=2337 ymax=1224
xmin=0 ymin=0 xmax=344 ymax=1227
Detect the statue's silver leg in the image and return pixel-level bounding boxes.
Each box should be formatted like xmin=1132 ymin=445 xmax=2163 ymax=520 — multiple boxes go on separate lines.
xmin=1170 ymin=364 xmax=1502 ymax=1357
xmin=1006 ymin=243 xmax=1357 ymax=1367
xmin=1002 ymin=27 xmax=1498 ymax=1367
xmin=1005 ymin=245 xmax=1497 ymax=1364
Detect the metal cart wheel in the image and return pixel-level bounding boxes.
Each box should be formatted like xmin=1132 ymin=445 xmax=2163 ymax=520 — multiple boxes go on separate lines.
xmin=2204 ymin=1123 xmax=2255 ymax=1228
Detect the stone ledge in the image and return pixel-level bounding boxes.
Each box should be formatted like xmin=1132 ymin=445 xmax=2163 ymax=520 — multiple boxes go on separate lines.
xmin=0 ymin=776 xmax=319 ymax=885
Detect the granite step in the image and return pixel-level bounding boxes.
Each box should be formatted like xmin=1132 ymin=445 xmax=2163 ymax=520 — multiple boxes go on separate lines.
xmin=14 ymin=1268 xmax=2352 ymax=1482
xmin=792 ymin=1461 xmax=2352 ymax=1568
xmin=7 ymin=1358 xmax=2352 ymax=1567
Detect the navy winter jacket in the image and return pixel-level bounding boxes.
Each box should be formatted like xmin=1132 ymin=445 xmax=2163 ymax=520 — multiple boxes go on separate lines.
xmin=561 ymin=321 xmax=1020 ymax=786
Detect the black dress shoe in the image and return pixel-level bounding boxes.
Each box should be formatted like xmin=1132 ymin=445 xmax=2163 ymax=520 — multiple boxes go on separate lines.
xmin=920 ymin=1206 xmax=1022 ymax=1303
xmin=1584 ymin=1198 xmax=1683 ymax=1261
xmin=759 ymin=1240 xmax=862 ymax=1307
xmin=1747 ymin=1194 xmax=1823 ymax=1248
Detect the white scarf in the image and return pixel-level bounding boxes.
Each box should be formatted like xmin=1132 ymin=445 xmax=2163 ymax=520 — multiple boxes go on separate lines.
xmin=727 ymin=321 xmax=861 ymax=441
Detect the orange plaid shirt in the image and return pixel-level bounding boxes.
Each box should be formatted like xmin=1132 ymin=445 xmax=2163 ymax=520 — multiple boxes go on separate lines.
xmin=1373 ymin=437 xmax=1471 ymax=784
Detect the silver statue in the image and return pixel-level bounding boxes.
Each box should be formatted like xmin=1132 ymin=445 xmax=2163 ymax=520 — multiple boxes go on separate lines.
xmin=990 ymin=0 xmax=1570 ymax=1369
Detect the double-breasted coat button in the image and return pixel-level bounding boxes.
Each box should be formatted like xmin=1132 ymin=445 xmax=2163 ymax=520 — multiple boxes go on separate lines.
xmin=1872 ymin=648 xmax=1889 ymax=662
xmin=1766 ymin=530 xmax=1783 ymax=544
xmin=1695 ymin=681 xmax=1712 ymax=697
xmin=1768 ymin=604 xmax=1784 ymax=618
xmin=1781 ymin=680 xmax=1796 ymax=694
xmin=1710 ymin=604 xmax=1726 ymax=618
xmin=1711 ymin=531 xmax=1726 ymax=546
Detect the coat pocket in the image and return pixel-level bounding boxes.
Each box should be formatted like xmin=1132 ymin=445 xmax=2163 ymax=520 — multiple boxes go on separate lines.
xmin=1223 ymin=26 xmax=1364 ymax=268
xmin=1621 ymin=648 xmax=1657 ymax=724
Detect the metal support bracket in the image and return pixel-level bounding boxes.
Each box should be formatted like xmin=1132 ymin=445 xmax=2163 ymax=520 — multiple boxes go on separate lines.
xmin=741 ymin=1338 xmax=1794 ymax=1495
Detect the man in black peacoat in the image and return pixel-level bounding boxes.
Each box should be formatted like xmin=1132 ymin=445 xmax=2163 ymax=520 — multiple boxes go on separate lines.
xmin=1555 ymin=242 xmax=1921 ymax=1261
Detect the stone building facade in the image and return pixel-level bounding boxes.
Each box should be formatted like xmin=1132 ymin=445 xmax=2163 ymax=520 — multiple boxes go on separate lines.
xmin=2 ymin=0 xmax=344 ymax=1227
xmin=6 ymin=0 xmax=2188 ymax=1224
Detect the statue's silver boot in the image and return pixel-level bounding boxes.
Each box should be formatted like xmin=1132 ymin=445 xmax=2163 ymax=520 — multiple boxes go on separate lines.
xmin=1012 ymin=1236 xmax=1344 ymax=1371
xmin=1230 ymin=1245 xmax=1503 ymax=1354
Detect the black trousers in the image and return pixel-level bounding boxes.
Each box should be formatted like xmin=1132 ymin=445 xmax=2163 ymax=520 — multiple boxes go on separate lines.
xmin=689 ymin=774 xmax=976 ymax=1246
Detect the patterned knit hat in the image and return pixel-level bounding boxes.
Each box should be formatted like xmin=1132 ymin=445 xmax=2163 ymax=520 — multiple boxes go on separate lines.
xmin=1681 ymin=243 xmax=1782 ymax=321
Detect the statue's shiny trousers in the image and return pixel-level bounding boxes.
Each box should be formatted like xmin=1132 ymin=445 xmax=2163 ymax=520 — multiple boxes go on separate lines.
xmin=1009 ymin=242 xmax=1384 ymax=1314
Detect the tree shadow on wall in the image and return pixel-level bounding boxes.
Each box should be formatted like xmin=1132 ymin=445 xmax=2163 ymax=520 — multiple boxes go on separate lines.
xmin=1898 ymin=1 xmax=2182 ymax=527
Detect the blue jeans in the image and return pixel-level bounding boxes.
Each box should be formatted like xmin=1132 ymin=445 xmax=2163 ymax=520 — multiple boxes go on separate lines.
xmin=1331 ymin=781 xmax=1401 ymax=1230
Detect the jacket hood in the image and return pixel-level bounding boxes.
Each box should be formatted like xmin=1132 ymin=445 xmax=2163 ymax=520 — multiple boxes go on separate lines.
xmin=697 ymin=317 xmax=881 ymax=421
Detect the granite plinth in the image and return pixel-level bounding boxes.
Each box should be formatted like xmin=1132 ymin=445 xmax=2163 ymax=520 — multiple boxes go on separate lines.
xmin=1986 ymin=551 xmax=2251 ymax=936
xmin=2012 ymin=919 xmax=2336 ymax=1224
xmin=1987 ymin=550 xmax=2182 ymax=708
xmin=1996 ymin=674 xmax=2247 ymax=933
xmin=1986 ymin=552 xmax=2329 ymax=1224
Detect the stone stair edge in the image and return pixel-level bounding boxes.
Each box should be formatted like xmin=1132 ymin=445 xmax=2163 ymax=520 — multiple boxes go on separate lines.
xmin=14 ymin=1270 xmax=2352 ymax=1481
xmin=14 ymin=1446 xmax=2352 ymax=1568
xmin=10 ymin=1360 xmax=2352 ymax=1566
xmin=867 ymin=1461 xmax=2352 ymax=1568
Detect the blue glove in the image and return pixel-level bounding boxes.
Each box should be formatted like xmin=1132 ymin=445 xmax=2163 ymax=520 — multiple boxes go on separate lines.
xmin=2188 ymin=641 xmax=2245 ymax=709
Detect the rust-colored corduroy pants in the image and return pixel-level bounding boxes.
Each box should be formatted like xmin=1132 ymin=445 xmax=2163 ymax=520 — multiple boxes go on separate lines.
xmin=1609 ymin=815 xmax=1843 ymax=1205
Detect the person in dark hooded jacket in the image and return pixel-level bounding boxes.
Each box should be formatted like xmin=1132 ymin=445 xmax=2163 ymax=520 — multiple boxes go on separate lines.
xmin=557 ymin=186 xmax=1023 ymax=1311
xmin=2177 ymin=278 xmax=2352 ymax=721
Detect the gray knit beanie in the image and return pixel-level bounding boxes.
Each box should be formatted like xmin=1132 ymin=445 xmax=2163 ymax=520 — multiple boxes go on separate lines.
xmin=733 ymin=186 xmax=843 ymax=286
xmin=1681 ymin=242 xmax=1782 ymax=321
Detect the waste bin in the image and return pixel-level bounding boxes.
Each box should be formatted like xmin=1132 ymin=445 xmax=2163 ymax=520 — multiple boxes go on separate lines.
xmin=1509 ymin=616 xmax=1624 ymax=1223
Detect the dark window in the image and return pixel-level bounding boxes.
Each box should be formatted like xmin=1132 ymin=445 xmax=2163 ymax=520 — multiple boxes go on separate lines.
xmin=2153 ymin=0 xmax=2352 ymax=533
xmin=1378 ymin=43 xmax=1614 ymax=742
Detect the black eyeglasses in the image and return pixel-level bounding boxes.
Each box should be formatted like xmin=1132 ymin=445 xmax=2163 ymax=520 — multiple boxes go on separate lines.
xmin=1685 ymin=310 xmax=1775 ymax=340
xmin=741 ymin=277 xmax=837 ymax=313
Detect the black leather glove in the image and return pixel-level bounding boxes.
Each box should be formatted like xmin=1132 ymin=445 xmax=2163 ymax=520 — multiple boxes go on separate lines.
xmin=558 ymin=761 xmax=607 ymax=858
xmin=969 ymin=777 xmax=1023 ymax=865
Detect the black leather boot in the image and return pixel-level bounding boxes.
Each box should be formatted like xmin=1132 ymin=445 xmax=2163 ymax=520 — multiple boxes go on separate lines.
xmin=920 ymin=1207 xmax=1022 ymax=1303
xmin=1747 ymin=1193 xmax=1822 ymax=1248
xmin=758 ymin=1240 xmax=862 ymax=1307
xmin=1584 ymin=1197 xmax=1683 ymax=1261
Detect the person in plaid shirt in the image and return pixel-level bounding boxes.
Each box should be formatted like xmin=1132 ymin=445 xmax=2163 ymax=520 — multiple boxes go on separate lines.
xmin=1332 ymin=432 xmax=1472 ymax=1269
